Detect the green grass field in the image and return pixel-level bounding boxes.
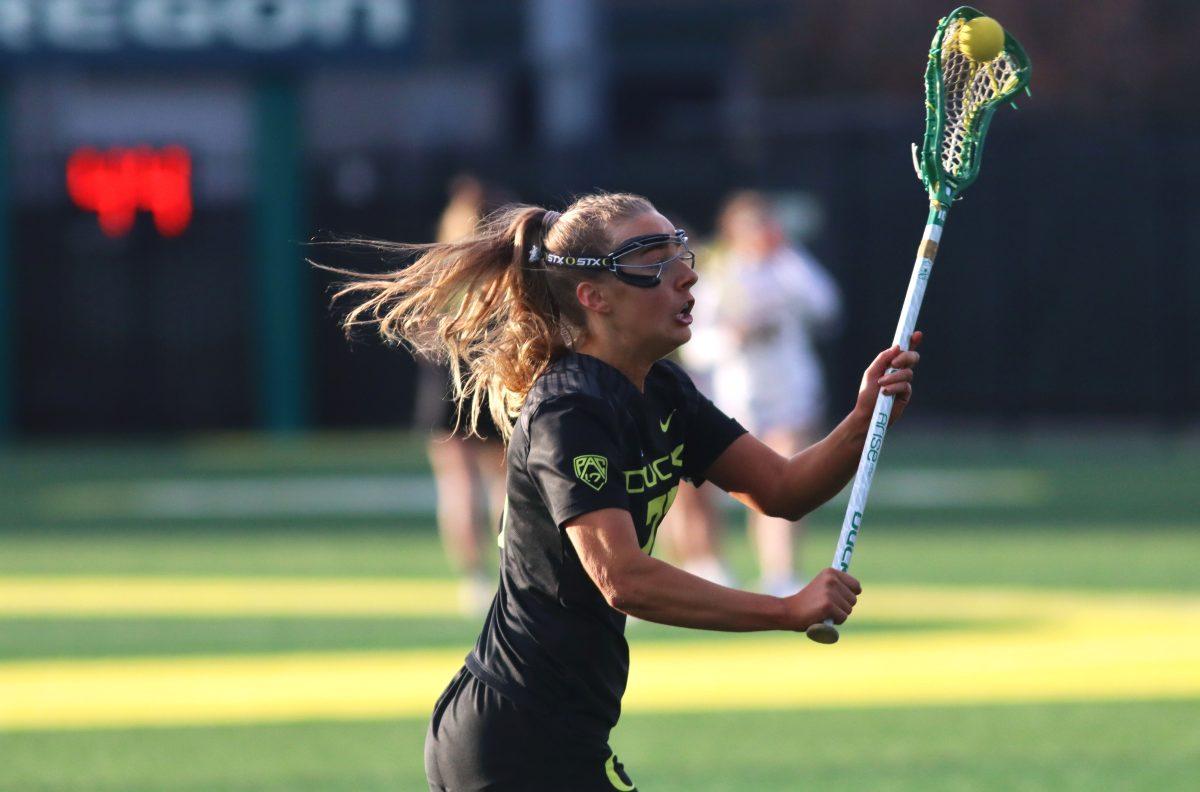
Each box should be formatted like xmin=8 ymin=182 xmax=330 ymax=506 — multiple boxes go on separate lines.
xmin=2 ymin=431 xmax=1198 ymax=790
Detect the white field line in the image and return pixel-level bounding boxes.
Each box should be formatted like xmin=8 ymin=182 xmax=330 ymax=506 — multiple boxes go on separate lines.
xmin=39 ymin=469 xmax=1047 ymax=520
xmin=42 ymin=476 xmax=439 ymax=519
xmin=1 ymin=586 xmax=1198 ymax=730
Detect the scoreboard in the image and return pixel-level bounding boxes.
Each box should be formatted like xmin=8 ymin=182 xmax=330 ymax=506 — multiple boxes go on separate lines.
xmin=0 ymin=0 xmax=413 ymax=62
xmin=67 ymin=146 xmax=193 ymax=238
xmin=0 ymin=0 xmax=518 ymax=435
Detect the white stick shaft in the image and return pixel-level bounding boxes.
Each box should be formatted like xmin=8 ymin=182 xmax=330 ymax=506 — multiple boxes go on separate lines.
xmin=830 ymin=204 xmax=947 ymax=573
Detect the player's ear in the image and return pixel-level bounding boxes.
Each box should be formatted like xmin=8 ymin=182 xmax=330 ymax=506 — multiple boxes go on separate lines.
xmin=576 ymin=280 xmax=611 ymax=315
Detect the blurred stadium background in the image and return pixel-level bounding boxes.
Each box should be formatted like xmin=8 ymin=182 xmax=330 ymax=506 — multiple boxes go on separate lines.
xmin=0 ymin=1 xmax=1197 ymax=790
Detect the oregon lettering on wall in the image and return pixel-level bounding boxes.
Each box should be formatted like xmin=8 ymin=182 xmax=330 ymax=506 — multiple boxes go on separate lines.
xmin=0 ymin=0 xmax=415 ymax=63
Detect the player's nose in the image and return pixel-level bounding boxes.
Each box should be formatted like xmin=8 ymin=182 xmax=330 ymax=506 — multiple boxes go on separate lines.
xmin=675 ymin=259 xmax=698 ymax=290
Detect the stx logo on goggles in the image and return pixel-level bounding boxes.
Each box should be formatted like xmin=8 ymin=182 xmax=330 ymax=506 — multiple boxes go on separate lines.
xmin=544 ymin=253 xmax=613 ymax=268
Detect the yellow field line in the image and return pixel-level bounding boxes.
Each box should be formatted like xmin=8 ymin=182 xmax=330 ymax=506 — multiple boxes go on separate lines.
xmin=2 ymin=577 xmax=1195 ymax=621
xmin=627 ymin=614 xmax=1200 ymax=712
xmin=0 ymin=649 xmax=462 ymax=730
xmin=0 ymin=577 xmax=462 ymax=617
xmin=1 ymin=586 xmax=1198 ymax=730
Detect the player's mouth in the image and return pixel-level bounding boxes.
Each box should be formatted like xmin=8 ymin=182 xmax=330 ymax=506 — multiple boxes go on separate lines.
xmin=675 ymin=299 xmax=694 ymax=325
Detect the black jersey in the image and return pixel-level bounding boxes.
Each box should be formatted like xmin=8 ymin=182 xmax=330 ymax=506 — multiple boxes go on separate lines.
xmin=464 ymin=352 xmax=746 ymax=742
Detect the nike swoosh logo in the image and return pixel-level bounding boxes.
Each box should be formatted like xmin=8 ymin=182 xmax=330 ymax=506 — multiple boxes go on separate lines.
xmin=659 ymin=411 xmax=676 ymax=432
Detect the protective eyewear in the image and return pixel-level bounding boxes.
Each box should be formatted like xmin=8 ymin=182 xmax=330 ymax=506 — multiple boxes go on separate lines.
xmin=532 ymin=229 xmax=695 ymax=288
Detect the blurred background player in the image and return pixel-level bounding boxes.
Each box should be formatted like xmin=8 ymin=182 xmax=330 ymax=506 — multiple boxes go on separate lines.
xmin=413 ymin=174 xmax=512 ymax=614
xmin=670 ymin=190 xmax=842 ymax=595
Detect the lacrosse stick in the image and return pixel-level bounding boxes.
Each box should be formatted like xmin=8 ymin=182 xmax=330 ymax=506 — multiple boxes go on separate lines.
xmin=806 ymin=6 xmax=1031 ymax=644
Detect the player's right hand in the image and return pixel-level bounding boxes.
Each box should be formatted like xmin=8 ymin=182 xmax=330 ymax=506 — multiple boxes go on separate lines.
xmin=782 ymin=568 xmax=862 ymax=630
xmin=854 ymin=331 xmax=923 ymax=425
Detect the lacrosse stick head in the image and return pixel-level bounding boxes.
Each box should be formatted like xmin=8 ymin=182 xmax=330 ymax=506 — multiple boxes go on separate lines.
xmin=918 ymin=6 xmax=1031 ymax=205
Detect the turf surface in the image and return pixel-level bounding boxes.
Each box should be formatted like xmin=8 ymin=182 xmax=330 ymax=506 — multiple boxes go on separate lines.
xmin=1 ymin=431 xmax=1197 ymax=790
xmin=3 ymin=701 xmax=1198 ymax=791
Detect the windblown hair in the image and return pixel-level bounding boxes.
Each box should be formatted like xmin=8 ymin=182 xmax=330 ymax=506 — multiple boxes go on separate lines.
xmin=317 ymin=192 xmax=656 ymax=440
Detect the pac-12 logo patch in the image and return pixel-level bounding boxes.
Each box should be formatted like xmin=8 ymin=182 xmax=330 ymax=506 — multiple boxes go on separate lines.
xmin=573 ymin=454 xmax=609 ymax=491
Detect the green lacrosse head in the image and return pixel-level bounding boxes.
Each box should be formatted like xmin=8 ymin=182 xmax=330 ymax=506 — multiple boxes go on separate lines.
xmin=918 ymin=6 xmax=1032 ymax=203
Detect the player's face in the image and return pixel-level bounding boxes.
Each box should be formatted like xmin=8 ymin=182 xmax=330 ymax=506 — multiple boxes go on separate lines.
xmin=604 ymin=211 xmax=698 ymax=357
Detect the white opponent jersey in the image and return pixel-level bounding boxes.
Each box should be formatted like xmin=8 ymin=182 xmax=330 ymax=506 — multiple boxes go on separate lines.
xmin=683 ymin=244 xmax=841 ymax=434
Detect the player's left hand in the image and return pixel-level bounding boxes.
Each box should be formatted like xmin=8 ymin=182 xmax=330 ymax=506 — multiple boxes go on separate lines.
xmin=855 ymin=331 xmax=923 ymax=425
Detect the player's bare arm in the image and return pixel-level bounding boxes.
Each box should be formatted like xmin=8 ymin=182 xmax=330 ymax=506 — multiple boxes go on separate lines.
xmin=704 ymin=333 xmax=922 ymax=521
xmin=566 ymin=509 xmax=860 ymax=631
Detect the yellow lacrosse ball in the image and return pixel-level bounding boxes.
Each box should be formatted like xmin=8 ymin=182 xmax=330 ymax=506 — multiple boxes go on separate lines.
xmin=959 ymin=16 xmax=1005 ymax=62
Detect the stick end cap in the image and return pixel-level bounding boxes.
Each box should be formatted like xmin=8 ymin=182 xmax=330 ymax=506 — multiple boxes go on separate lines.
xmin=806 ymin=623 xmax=840 ymax=644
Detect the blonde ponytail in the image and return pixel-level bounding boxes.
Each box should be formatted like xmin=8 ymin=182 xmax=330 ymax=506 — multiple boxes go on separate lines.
xmin=317 ymin=192 xmax=655 ymax=439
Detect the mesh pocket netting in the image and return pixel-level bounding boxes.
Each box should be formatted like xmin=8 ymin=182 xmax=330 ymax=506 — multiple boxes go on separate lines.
xmin=937 ymin=18 xmax=1023 ymax=179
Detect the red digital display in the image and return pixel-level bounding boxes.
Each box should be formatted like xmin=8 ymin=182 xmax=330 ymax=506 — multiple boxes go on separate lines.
xmin=67 ymin=146 xmax=193 ymax=238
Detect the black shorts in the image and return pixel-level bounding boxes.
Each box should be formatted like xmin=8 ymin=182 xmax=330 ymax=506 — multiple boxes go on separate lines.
xmin=424 ymin=666 xmax=638 ymax=792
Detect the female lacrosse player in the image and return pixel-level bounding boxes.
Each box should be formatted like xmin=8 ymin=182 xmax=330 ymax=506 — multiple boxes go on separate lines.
xmin=328 ymin=193 xmax=920 ymax=791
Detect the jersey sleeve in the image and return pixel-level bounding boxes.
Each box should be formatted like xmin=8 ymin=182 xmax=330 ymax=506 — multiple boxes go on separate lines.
xmin=683 ymin=389 xmax=747 ymax=485
xmin=526 ymin=394 xmax=631 ymax=528
xmin=660 ymin=361 xmax=747 ymax=485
